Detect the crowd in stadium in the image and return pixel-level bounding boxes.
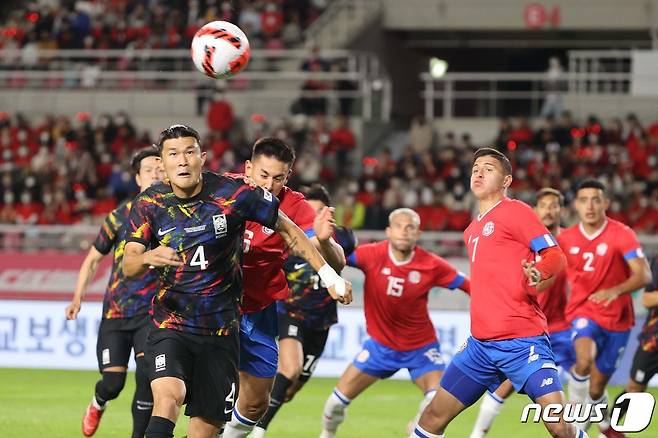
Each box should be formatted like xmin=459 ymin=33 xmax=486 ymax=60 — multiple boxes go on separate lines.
xmin=1 ymin=109 xmax=657 ymax=232
xmin=1 ymin=0 xmax=324 ymax=54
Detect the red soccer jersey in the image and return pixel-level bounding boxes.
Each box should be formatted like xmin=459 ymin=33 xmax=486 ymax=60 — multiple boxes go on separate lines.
xmin=241 ymin=185 xmax=316 ymax=313
xmin=348 ymin=240 xmax=466 ymax=351
xmin=558 ymin=218 xmax=644 ymax=331
xmin=464 ymin=198 xmax=559 ymax=341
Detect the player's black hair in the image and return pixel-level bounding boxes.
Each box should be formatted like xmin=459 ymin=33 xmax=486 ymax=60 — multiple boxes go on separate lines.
xmin=303 ymin=184 xmax=331 ymax=206
xmin=130 ymin=145 xmax=160 ymax=175
xmin=535 ymin=187 xmax=564 ymax=207
xmin=575 ymin=178 xmax=607 ymax=196
xmin=251 ymin=137 xmax=296 ymax=166
xmin=156 ymin=124 xmax=201 ymax=153
xmin=473 ymin=147 xmax=513 ymax=176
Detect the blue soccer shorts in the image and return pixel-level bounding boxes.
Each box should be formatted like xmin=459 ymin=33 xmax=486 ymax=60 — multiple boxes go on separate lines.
xmin=352 ymin=338 xmax=446 ymax=381
xmin=239 ymin=303 xmax=279 ymax=378
xmin=571 ymin=317 xmax=630 ymax=376
xmin=442 ymin=335 xmax=563 ymax=406
xmin=549 ymin=328 xmax=576 ymax=372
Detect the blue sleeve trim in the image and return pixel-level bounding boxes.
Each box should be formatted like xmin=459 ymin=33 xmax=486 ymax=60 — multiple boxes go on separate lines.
xmin=304 ymin=228 xmax=316 ymax=238
xmin=530 ymin=234 xmax=558 ymax=252
xmin=446 ymin=272 xmax=466 ymax=290
xmin=347 ymin=252 xmax=358 ymax=267
xmin=624 ymin=248 xmax=644 ymax=260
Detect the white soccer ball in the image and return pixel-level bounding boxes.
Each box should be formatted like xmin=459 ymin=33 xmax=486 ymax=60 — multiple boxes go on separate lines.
xmin=191 ymin=21 xmax=251 ymax=79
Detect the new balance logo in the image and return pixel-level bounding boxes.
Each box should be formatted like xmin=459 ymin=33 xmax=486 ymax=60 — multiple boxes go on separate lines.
xmin=528 ymin=346 xmax=539 ymax=363
xmin=540 ymin=378 xmax=554 ymax=388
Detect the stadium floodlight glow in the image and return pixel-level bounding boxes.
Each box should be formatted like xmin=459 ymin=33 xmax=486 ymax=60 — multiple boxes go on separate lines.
xmin=429 ymin=57 xmax=448 ymax=78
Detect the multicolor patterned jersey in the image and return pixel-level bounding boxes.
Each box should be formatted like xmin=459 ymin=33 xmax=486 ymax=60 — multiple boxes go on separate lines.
xmin=127 ymin=171 xmax=279 ymax=335
xmin=281 ymin=227 xmax=357 ymax=330
xmin=93 ymin=200 xmax=159 ymax=319
xmin=639 ymin=255 xmax=658 ymax=352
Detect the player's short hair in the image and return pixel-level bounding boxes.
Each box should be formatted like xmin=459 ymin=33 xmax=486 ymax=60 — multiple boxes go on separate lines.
xmin=130 ymin=145 xmax=160 ymax=175
xmin=535 ymin=187 xmax=564 ymax=206
xmin=575 ymin=178 xmax=607 ymax=196
xmin=302 ymin=184 xmax=331 ymax=207
xmin=251 ymin=137 xmax=296 ymax=166
xmin=473 ymin=147 xmax=513 ymax=176
xmin=156 ymin=124 xmax=201 ymax=152
xmin=388 ymin=208 xmax=421 ymax=228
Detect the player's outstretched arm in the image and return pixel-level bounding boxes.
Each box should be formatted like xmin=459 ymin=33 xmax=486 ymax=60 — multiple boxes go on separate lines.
xmin=275 ymin=210 xmax=352 ymax=304
xmin=123 ymin=242 xmax=183 ymax=277
xmin=310 ymin=206 xmax=346 ymax=272
xmin=590 ymin=256 xmax=652 ymax=306
xmin=65 ymin=246 xmax=105 ymax=320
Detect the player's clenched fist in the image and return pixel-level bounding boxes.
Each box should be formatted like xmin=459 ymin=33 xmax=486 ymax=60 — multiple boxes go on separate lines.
xmin=328 ymin=278 xmax=353 ymax=305
xmin=144 ymin=246 xmax=184 ymax=268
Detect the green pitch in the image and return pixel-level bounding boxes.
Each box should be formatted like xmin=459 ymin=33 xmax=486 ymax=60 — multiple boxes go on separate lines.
xmin=0 ymin=368 xmax=656 ymax=437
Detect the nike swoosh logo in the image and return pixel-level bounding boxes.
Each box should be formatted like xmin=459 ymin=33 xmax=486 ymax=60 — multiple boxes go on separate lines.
xmin=157 ymin=226 xmax=176 ymax=236
xmin=293 ymin=263 xmax=307 ymax=270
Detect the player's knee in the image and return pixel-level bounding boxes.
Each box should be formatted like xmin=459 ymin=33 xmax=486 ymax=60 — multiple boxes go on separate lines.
xmin=241 ymin=394 xmax=270 ymax=419
xmin=626 ymin=380 xmax=646 ymax=393
xmin=279 ymin=361 xmax=303 ymax=381
xmin=101 ymin=371 xmax=127 ymax=399
xmin=573 ymin=358 xmax=592 ymax=376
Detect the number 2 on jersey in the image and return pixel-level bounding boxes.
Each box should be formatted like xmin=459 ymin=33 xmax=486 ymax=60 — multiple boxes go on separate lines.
xmin=190 ymin=245 xmax=209 ymax=270
xmin=582 ymin=252 xmax=595 ymax=272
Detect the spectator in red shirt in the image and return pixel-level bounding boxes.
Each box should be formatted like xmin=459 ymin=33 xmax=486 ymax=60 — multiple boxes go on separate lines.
xmin=206 ymin=92 xmax=235 ymax=133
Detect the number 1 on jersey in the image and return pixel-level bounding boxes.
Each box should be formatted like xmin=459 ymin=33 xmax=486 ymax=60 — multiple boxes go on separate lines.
xmin=190 ymin=245 xmax=209 ymax=270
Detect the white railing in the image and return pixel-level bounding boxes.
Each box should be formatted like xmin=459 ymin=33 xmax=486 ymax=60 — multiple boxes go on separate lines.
xmin=0 ymin=48 xmax=391 ymax=121
xmin=420 ymin=71 xmax=634 ymax=119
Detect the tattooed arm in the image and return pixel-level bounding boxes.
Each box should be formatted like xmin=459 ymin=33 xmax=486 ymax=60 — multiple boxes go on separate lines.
xmin=275 ymin=210 xmax=352 ymax=304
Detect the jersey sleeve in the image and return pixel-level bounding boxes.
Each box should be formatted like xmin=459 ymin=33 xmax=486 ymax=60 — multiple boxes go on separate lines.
xmin=347 ymin=243 xmax=375 ymax=270
xmin=126 ymin=194 xmax=154 ymax=247
xmin=335 ymin=227 xmax=357 ymax=257
xmin=92 ymin=208 xmax=121 ymax=255
xmin=511 ymin=202 xmax=558 ymax=253
xmin=617 ymin=224 xmax=645 ymax=261
xmin=235 ymin=185 xmax=280 ymax=229
xmin=290 ymin=198 xmax=317 ymax=237
xmin=433 ymin=256 xmax=465 ymax=289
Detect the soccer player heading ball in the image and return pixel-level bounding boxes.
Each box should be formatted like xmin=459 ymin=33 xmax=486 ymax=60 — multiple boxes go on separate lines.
xmin=122 ymin=125 xmax=352 ymax=438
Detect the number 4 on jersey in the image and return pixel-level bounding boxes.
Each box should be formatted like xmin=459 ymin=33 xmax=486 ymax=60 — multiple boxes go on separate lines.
xmin=190 ymin=245 xmax=209 ymax=270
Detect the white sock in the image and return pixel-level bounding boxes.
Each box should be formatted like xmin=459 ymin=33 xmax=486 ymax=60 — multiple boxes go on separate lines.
xmin=252 ymin=426 xmax=266 ymax=438
xmin=222 ymin=406 xmax=258 ymax=438
xmin=589 ymin=391 xmax=609 ymax=429
xmin=92 ymin=395 xmax=106 ymax=411
xmin=470 ymin=391 xmax=504 ymax=438
xmin=567 ymin=371 xmax=589 ymax=404
xmin=408 ymin=389 xmax=436 ymax=432
xmin=409 ymin=425 xmax=444 ymax=438
xmin=321 ymin=388 xmax=350 ymax=435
